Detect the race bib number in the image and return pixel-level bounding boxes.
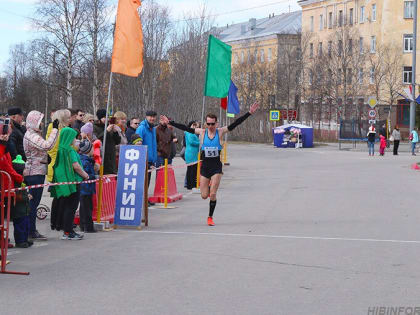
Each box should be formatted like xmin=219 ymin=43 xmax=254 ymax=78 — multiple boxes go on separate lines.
xmin=204 ymin=147 xmax=219 ymax=158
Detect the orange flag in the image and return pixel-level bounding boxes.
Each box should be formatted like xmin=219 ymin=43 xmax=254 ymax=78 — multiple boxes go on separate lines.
xmin=111 ymin=0 xmax=143 ymax=77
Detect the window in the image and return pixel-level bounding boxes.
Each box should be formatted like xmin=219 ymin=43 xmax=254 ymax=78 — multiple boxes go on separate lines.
xmin=404 ymin=1 xmax=414 ymax=19
xmin=247 ymin=51 xmax=250 ymax=63
xmin=268 ymin=48 xmax=272 ymax=62
xmin=329 ymin=12 xmax=333 ymax=28
xmin=241 ymin=51 xmax=244 ymax=63
xmin=328 ymin=41 xmax=332 ymax=57
xmin=310 ymin=16 xmax=314 ymax=31
xmin=360 ymin=6 xmax=365 ymax=23
xmin=260 ymin=49 xmax=265 ymax=63
xmin=404 ymin=34 xmax=414 ymax=52
xmin=338 ymin=68 xmax=342 ymax=84
xmin=347 ymin=68 xmax=352 ymax=84
xmin=310 ymin=43 xmax=314 ymax=58
xmin=370 ymin=67 xmax=375 ymax=84
xmin=295 ymin=70 xmax=300 ymax=85
xmin=348 ymin=39 xmax=353 ymax=55
xmin=372 ymin=4 xmax=377 ymax=21
xmin=328 ymin=69 xmax=332 ymax=84
xmin=318 ymin=42 xmax=323 ymax=56
xmin=371 ymin=36 xmax=376 ymax=53
xmin=309 ymin=70 xmax=314 ymax=85
xmin=339 ymin=10 xmax=343 ymax=27
xmin=296 ymin=47 xmax=302 ymax=61
xmin=404 ymin=66 xmax=413 ymax=83
xmin=235 ymin=53 xmax=239 ymax=64
xmin=359 ymin=37 xmax=364 ymax=54
xmin=320 ymin=14 xmax=324 ymax=30
xmin=349 ymin=8 xmax=354 ymax=25
xmin=358 ymin=68 xmax=364 ymax=84
xmin=338 ymin=40 xmax=343 ymax=56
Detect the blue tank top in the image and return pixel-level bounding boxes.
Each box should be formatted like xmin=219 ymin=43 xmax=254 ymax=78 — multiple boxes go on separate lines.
xmin=201 ymin=130 xmax=223 ymax=158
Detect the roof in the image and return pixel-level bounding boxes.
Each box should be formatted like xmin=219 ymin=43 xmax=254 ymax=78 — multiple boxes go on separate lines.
xmin=218 ymin=11 xmax=302 ymax=43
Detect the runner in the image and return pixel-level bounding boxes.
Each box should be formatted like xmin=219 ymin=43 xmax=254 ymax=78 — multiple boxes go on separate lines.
xmin=161 ymin=102 xmax=259 ymax=226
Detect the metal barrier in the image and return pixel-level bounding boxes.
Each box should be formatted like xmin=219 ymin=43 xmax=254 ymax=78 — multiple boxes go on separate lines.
xmin=0 ymin=171 xmax=29 ymax=276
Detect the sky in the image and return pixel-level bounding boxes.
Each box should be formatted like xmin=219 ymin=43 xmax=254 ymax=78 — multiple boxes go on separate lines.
xmin=0 ymin=0 xmax=301 ymax=74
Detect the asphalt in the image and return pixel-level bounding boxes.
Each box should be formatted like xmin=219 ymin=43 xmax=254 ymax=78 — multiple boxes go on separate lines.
xmin=1 ymin=142 xmax=420 ymax=315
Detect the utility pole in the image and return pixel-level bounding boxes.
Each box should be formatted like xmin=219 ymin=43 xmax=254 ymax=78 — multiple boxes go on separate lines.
xmin=410 ymin=0 xmax=418 ymax=131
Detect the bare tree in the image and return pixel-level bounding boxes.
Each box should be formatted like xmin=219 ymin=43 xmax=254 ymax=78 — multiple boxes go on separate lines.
xmin=33 ymin=0 xmax=88 ymax=108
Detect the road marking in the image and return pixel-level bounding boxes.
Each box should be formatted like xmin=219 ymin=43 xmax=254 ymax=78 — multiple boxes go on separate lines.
xmin=139 ymin=230 xmax=420 ymax=245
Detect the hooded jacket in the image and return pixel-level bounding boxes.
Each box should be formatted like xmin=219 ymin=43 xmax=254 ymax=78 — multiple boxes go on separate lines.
xmin=50 ymin=128 xmax=82 ymax=198
xmin=136 ymin=119 xmax=157 ymax=163
xmin=23 ymin=111 xmax=58 ymax=177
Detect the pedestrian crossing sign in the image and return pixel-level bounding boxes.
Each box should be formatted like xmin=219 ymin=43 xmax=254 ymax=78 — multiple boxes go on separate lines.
xmin=270 ymin=110 xmax=280 ymax=121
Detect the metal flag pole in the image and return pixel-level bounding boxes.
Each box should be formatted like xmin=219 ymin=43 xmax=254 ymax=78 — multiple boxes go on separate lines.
xmin=410 ymin=0 xmax=418 ymax=132
xmin=97 ymin=71 xmax=113 ymax=223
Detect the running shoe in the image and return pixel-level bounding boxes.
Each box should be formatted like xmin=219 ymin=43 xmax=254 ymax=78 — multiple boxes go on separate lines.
xmin=207 ymin=217 xmax=215 ymax=226
xmin=61 ymin=232 xmax=83 ymax=240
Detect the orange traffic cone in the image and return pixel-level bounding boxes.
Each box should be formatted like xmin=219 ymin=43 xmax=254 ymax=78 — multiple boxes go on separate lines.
xmin=149 ymin=167 xmax=183 ymax=203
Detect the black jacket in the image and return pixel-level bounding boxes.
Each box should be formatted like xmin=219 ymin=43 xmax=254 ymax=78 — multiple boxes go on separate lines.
xmin=8 ymin=120 xmax=27 ymax=161
xmin=125 ymin=126 xmax=136 ymax=144
xmin=93 ymin=122 xmax=121 ymax=175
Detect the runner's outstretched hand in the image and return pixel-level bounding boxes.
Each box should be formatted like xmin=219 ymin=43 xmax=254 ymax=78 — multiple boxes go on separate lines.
xmin=249 ymin=102 xmax=260 ymax=114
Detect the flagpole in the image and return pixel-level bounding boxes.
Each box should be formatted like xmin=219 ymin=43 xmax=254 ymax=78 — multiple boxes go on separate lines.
xmin=97 ymin=71 xmax=113 ymax=223
xmin=201 ymin=96 xmax=206 ymax=125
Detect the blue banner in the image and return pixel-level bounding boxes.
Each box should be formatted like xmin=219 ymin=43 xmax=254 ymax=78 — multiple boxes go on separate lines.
xmin=114 ymin=145 xmax=147 ymax=227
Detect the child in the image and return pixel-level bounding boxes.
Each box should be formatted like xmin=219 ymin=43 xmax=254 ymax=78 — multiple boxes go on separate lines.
xmin=11 ymin=155 xmax=32 ymax=248
xmin=50 ymin=127 xmax=89 ymax=240
xmin=78 ymin=139 xmax=98 ymax=233
xmin=130 ymin=134 xmax=142 ymax=145
xmin=380 ymin=134 xmax=386 ymax=156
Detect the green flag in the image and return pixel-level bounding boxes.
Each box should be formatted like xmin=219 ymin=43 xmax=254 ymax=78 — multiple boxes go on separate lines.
xmin=204 ymin=35 xmax=232 ymax=98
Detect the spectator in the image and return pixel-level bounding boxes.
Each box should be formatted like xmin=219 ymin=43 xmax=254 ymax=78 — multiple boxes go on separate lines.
xmin=11 ymin=155 xmax=32 ymax=248
xmin=114 ymin=111 xmax=128 ymax=165
xmin=50 ymin=127 xmax=89 ymax=240
xmin=79 ymin=139 xmax=98 ymax=233
xmin=81 ymin=122 xmax=95 ymax=141
xmin=8 ymin=107 xmax=26 ymax=161
xmin=72 ymin=109 xmax=85 ymax=132
xmin=410 ymin=127 xmax=419 ymax=156
xmin=156 ymin=114 xmax=176 ymax=167
xmin=379 ymin=134 xmax=386 ymax=156
xmin=130 ymin=134 xmax=142 ymax=145
xmin=126 ymin=117 xmax=140 ymax=144
xmin=367 ymin=124 xmax=376 ymax=156
xmin=47 ymin=109 xmax=71 ymax=183
xmin=24 ymin=110 xmax=59 ymax=241
xmin=185 ymin=121 xmax=200 ymax=190
xmin=136 ymin=110 xmax=157 ymax=206
xmin=391 ymin=125 xmax=401 ymax=155
xmin=83 ymin=113 xmax=95 ymax=124
xmin=93 ymin=109 xmax=121 ymax=174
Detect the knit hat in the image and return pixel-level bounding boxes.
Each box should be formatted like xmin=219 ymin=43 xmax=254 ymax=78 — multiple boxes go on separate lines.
xmin=8 ymin=107 xmax=23 ymax=116
xmin=131 ymin=133 xmax=142 ymax=145
xmin=12 ymin=155 xmax=25 ymax=175
xmin=80 ymin=122 xmax=93 ymax=136
xmin=79 ymin=139 xmax=93 ymax=154
xmin=96 ymin=109 xmax=107 ymax=121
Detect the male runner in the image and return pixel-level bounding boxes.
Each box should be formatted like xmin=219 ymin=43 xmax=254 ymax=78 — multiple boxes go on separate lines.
xmin=161 ymin=102 xmax=259 ymax=226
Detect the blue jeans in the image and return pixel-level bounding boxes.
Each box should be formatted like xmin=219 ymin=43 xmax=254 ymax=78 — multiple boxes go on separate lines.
xmin=368 ymin=141 xmax=375 ymax=155
xmin=156 ymin=156 xmax=172 ymax=168
xmin=412 ymin=142 xmax=417 ymax=154
xmin=24 ymin=175 xmax=45 ymax=235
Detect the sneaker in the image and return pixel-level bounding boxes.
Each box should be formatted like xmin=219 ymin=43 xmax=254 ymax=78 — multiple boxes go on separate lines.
xmin=8 ymin=243 xmax=14 ymax=248
xmin=62 ymin=232 xmax=84 ymax=240
xmin=207 ymin=217 xmax=215 ymax=226
xmin=15 ymin=242 xmax=29 ymax=248
xmin=30 ymin=231 xmax=47 ymax=241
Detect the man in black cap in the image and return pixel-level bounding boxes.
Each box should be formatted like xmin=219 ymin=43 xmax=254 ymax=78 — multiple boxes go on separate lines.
xmin=93 ymin=109 xmax=121 ymax=174
xmin=7 ymin=107 xmax=26 ymax=161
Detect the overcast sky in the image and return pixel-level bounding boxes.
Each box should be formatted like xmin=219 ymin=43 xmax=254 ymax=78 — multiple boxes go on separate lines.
xmin=0 ymin=0 xmax=301 ymax=73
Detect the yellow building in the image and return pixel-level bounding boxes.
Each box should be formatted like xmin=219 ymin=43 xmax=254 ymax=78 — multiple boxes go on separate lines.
xmin=299 ymin=0 xmax=419 ymax=131
xmin=218 ymin=11 xmax=302 ymax=115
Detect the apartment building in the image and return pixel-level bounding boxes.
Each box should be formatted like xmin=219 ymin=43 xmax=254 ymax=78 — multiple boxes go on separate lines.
xmin=298 ymin=0 xmax=418 ymax=130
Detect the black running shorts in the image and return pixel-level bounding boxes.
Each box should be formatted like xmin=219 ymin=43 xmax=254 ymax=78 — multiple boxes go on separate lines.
xmin=200 ymin=159 xmax=223 ymax=179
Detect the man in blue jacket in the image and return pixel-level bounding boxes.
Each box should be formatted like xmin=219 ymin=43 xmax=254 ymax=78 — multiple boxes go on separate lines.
xmin=136 ymin=111 xmax=157 ymax=205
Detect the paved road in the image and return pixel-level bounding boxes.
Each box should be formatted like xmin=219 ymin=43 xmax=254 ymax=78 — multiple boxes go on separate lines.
xmin=2 ymin=143 xmax=420 ymax=315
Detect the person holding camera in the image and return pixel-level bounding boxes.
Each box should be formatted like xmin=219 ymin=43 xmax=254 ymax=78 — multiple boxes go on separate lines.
xmin=93 ymin=109 xmax=121 ymax=175
xmin=23 ymin=110 xmax=59 ymax=241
